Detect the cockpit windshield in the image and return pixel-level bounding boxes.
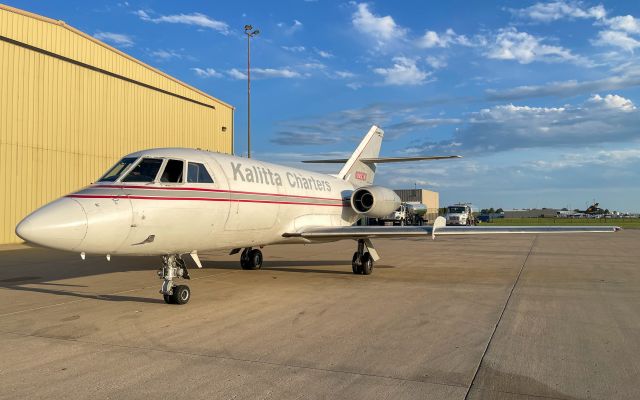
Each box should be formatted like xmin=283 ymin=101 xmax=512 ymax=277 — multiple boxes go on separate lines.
xmin=122 ymin=158 xmax=164 ymax=182
xmin=98 ymin=157 xmax=138 ymax=182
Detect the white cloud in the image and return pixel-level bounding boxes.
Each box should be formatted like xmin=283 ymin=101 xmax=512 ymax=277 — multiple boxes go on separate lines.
xmin=486 ymin=27 xmax=582 ymax=64
xmin=352 ymin=3 xmax=406 ymax=45
xmin=373 ymin=57 xmax=430 ymax=86
xmin=592 ymin=30 xmax=640 ymax=52
xmin=588 ymin=94 xmax=636 ymax=111
xmin=282 ymin=46 xmax=306 ymax=52
xmin=528 ymin=149 xmax=640 ymax=171
xmin=512 ymin=1 xmax=606 ymax=22
xmin=605 ymin=15 xmax=640 ymax=34
xmin=335 ymin=70 xmax=356 ymax=79
xmin=227 ymin=67 xmax=301 ymax=80
xmin=136 ymin=10 xmax=229 ymax=34
xmin=227 ymin=69 xmax=247 ymax=80
xmin=411 ymin=95 xmax=640 ymax=154
xmin=425 ymin=55 xmax=447 ymax=69
xmin=150 ymin=49 xmax=182 ymax=60
xmin=486 ymin=65 xmax=640 ymax=100
xmin=255 ymin=68 xmax=301 ymax=78
xmin=191 ymin=67 xmax=222 ymax=78
xmin=417 ymin=29 xmax=470 ymax=48
xmin=304 ymin=62 xmax=327 ymax=68
xmin=279 ymin=19 xmax=303 ymax=34
xmin=315 ymin=49 xmax=334 ymax=58
xmin=94 ymin=32 xmax=134 ymax=48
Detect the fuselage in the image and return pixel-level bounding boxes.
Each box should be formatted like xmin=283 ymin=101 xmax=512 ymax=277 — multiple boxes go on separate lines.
xmin=16 ymin=148 xmax=360 ymax=255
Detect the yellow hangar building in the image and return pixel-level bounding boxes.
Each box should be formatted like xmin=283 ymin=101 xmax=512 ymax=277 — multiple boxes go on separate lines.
xmin=0 ymin=4 xmax=235 ymax=244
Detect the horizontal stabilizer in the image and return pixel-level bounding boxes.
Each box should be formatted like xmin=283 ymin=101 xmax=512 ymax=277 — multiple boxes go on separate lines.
xmin=303 ymin=155 xmax=462 ymax=164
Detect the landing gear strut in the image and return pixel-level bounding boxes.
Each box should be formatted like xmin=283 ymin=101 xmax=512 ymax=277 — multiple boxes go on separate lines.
xmin=158 ymin=255 xmax=191 ymax=305
xmin=240 ymin=247 xmax=263 ymax=270
xmin=352 ymin=239 xmax=374 ymax=275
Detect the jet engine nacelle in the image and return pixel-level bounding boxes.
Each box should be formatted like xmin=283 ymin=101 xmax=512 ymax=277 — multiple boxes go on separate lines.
xmin=350 ymin=186 xmax=401 ymax=218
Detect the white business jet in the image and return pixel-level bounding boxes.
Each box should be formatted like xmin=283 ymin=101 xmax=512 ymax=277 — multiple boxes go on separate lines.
xmin=15 ymin=126 xmax=620 ymax=304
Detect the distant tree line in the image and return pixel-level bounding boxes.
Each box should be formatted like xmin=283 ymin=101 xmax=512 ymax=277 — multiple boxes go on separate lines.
xmin=480 ymin=208 xmax=503 ymax=214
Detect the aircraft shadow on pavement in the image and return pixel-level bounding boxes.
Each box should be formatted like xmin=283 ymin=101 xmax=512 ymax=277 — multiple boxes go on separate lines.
xmin=0 ymin=247 xmax=358 ymax=303
xmin=5 ymin=284 xmax=164 ymax=304
xmin=200 ymin=259 xmax=353 ymax=275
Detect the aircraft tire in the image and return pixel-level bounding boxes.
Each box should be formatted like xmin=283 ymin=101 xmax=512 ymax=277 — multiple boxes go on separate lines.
xmin=245 ymin=249 xmax=263 ymax=270
xmin=240 ymin=248 xmax=251 ymax=269
xmin=352 ymin=252 xmax=362 ymax=274
xmin=172 ymin=285 xmax=191 ymax=305
xmin=163 ymin=294 xmax=174 ymax=304
xmin=360 ymin=252 xmax=374 ymax=275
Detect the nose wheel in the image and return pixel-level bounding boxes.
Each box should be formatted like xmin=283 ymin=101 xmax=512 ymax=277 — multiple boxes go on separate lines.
xmin=163 ymin=285 xmax=191 ymax=304
xmin=159 ymin=255 xmax=191 ymax=305
xmin=352 ymin=239 xmax=374 ymax=275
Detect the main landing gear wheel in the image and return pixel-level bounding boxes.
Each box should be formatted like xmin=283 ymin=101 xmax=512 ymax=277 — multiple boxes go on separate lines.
xmin=240 ymin=248 xmax=263 ymax=270
xmin=351 ymin=239 xmax=374 ymax=275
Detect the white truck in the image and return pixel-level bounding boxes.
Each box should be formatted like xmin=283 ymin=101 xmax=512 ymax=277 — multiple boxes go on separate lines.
xmin=377 ymin=202 xmax=428 ymax=226
xmin=445 ymin=203 xmax=477 ymax=226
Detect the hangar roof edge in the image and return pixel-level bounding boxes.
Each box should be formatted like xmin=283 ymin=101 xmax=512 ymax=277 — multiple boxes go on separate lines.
xmin=0 ymin=3 xmax=235 ymax=110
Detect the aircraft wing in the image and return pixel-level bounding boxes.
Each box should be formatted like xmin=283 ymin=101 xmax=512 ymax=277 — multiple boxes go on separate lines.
xmin=282 ymin=224 xmax=621 ymax=241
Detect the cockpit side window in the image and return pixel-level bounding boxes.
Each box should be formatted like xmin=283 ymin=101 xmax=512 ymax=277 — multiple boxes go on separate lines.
xmin=187 ymin=162 xmax=214 ymax=183
xmin=160 ymin=159 xmax=184 ymax=183
xmin=99 ymin=157 xmax=138 ymax=182
xmin=122 ymin=158 xmax=163 ymax=182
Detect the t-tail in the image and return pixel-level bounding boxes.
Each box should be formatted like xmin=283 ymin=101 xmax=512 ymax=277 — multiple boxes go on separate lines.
xmin=302 ymin=125 xmax=463 ymax=187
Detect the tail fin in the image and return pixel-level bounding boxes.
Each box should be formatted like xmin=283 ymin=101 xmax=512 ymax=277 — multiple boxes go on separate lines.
xmin=301 ymin=124 xmax=462 ymax=187
xmin=337 ymin=125 xmax=383 ymax=187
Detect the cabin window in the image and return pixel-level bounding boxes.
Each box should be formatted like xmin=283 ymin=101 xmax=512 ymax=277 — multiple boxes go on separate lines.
xmin=98 ymin=157 xmax=137 ymax=182
xmin=187 ymin=162 xmax=214 ymax=183
xmin=122 ymin=158 xmax=163 ymax=182
xmin=160 ymin=159 xmax=184 ymax=183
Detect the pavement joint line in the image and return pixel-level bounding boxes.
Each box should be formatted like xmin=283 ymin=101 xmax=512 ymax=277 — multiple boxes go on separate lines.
xmin=0 ymin=269 xmax=240 ymax=317
xmin=0 ymin=330 xmax=468 ymax=390
xmin=463 ymin=235 xmax=538 ymax=400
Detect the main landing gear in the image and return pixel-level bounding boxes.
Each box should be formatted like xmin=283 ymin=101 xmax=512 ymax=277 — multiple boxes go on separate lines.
xmin=240 ymin=248 xmax=263 ymax=270
xmin=158 ymin=254 xmax=191 ymax=305
xmin=352 ymin=239 xmax=374 ymax=275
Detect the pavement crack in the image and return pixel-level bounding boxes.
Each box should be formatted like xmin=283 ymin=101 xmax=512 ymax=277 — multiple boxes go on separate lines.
xmin=463 ymin=235 xmax=538 ymax=400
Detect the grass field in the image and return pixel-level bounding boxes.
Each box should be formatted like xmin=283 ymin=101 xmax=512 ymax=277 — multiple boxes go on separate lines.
xmin=484 ymin=217 xmax=640 ymax=229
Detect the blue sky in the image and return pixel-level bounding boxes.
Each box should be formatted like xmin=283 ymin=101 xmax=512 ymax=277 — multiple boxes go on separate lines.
xmin=9 ymin=0 xmax=640 ymax=211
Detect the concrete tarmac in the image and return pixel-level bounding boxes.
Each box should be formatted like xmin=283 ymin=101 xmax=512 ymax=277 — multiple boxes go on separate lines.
xmin=0 ymin=231 xmax=638 ymax=400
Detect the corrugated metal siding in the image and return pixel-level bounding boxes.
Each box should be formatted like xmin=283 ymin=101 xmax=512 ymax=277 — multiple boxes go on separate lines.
xmin=0 ymin=6 xmax=234 ymax=244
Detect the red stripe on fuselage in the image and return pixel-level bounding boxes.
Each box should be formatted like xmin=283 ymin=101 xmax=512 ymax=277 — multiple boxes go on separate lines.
xmin=92 ymin=185 xmax=341 ymax=201
xmin=68 ymin=194 xmax=346 ymax=207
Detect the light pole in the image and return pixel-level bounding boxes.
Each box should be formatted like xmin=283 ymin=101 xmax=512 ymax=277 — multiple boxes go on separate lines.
xmin=244 ymin=24 xmax=259 ymax=158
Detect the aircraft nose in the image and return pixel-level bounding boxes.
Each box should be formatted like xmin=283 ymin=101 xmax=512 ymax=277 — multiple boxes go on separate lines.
xmin=16 ymin=197 xmax=88 ymax=251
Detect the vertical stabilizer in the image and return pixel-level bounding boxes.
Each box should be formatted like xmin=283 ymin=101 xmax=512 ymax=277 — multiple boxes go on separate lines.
xmin=338 ymin=125 xmax=383 ymax=187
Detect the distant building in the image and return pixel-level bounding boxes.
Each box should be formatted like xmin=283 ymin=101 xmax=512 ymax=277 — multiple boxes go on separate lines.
xmin=394 ymin=189 xmax=439 ymax=221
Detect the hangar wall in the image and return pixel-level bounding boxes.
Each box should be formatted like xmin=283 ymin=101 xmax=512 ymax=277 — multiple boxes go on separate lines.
xmin=0 ymin=4 xmax=234 ymax=244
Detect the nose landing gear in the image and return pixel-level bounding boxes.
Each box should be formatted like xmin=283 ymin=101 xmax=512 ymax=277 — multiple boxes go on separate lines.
xmin=159 ymin=255 xmax=191 ymax=304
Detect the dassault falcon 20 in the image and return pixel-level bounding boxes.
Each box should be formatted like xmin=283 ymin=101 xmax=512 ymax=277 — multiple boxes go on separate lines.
xmin=16 ymin=125 xmax=620 ymax=305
